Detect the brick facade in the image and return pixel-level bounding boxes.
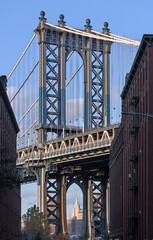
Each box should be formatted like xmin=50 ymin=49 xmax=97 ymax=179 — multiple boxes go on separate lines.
xmin=110 ymin=35 xmax=153 ymax=240
xmin=0 ymin=76 xmax=21 ymax=240
xmin=110 ymin=125 xmax=123 ymax=239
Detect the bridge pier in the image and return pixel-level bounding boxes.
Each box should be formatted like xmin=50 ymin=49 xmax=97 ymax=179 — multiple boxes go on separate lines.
xmin=59 ymin=175 xmax=68 ymax=234
xmin=36 ymin=167 xmax=47 ymax=218
xmin=87 ymin=180 xmax=95 ymax=239
xmin=34 ymin=168 xmax=108 ymax=239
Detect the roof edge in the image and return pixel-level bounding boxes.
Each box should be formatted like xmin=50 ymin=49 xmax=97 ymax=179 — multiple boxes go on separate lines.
xmin=121 ymin=34 xmax=153 ymax=99
xmin=0 ymin=76 xmax=19 ymax=133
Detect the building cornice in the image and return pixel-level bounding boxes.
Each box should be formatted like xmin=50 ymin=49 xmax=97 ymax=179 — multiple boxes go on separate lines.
xmin=121 ymin=34 xmax=153 ymax=100
xmin=0 ymin=76 xmax=19 ymax=133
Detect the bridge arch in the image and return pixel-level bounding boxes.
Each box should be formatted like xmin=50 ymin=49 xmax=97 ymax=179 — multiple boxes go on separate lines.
xmin=66 ymin=48 xmax=86 ymax=66
xmin=66 ymin=182 xmax=84 ymax=236
xmin=67 ymin=179 xmax=85 ymax=193
xmin=66 ymin=49 xmax=84 ymax=128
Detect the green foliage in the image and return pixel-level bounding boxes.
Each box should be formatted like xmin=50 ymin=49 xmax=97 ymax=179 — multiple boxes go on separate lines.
xmin=22 ymin=205 xmax=50 ymax=240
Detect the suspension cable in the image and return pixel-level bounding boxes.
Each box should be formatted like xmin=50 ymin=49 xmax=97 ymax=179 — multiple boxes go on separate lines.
xmin=46 ymin=23 xmax=115 ymax=43
xmin=65 ymin=25 xmax=140 ymax=46
xmin=66 ymin=51 xmax=74 ymax=61
xmin=17 ymin=118 xmax=39 ymax=142
xmin=17 ymin=98 xmax=39 ymax=124
xmin=110 ymin=32 xmax=140 ymax=43
xmin=65 ymin=63 xmax=84 ymax=87
xmin=91 ymin=30 xmax=140 ymax=45
xmin=7 ymin=34 xmax=36 ymax=80
xmin=18 ymin=97 xmax=56 ymax=125
xmin=45 ymin=23 xmax=140 ymax=46
xmin=10 ymin=61 xmax=39 ymax=103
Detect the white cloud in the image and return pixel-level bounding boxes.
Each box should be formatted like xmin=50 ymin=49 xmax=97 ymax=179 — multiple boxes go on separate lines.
xmin=7 ymin=86 xmax=17 ymax=100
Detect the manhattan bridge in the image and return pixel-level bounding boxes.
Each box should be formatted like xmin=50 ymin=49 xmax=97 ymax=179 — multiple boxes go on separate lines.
xmin=7 ymin=11 xmax=139 ymax=239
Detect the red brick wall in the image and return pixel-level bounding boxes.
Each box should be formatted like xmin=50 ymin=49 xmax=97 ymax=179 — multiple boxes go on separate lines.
xmin=0 ymin=94 xmax=21 ymax=239
xmin=122 ymin=44 xmax=153 ymax=240
xmin=110 ymin=125 xmax=123 ymax=239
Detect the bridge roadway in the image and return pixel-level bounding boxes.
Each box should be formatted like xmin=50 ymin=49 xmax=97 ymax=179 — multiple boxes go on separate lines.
xmin=17 ymin=123 xmax=119 ymax=179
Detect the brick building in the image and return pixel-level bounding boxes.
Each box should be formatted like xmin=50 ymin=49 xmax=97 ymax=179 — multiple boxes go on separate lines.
xmin=110 ymin=34 xmax=153 ymax=240
xmin=110 ymin=125 xmax=123 ymax=239
xmin=0 ymin=76 xmax=21 ymax=239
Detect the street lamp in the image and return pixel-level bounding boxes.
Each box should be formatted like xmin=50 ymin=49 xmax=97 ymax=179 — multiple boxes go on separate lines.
xmin=122 ymin=112 xmax=153 ymax=118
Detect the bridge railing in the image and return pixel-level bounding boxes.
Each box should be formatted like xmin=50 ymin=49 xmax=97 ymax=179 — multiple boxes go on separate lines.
xmin=16 ymin=123 xmax=120 ymax=166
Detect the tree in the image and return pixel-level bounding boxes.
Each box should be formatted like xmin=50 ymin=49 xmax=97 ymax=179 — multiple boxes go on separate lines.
xmin=22 ymin=205 xmax=51 ymax=240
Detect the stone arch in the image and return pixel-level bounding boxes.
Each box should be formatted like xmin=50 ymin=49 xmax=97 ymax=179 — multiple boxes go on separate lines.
xmin=66 ymin=182 xmax=84 ymax=235
xmin=67 ymin=179 xmax=85 ymax=193
xmin=66 ymin=48 xmax=86 ymax=67
xmin=66 ymin=49 xmax=84 ymax=127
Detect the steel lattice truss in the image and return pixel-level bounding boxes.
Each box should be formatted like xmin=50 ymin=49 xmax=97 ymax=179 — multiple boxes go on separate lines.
xmin=46 ymin=43 xmax=59 ymax=127
xmin=44 ymin=27 xmax=105 ymax=130
xmin=92 ymin=51 xmax=103 ymax=127
xmin=47 ymin=178 xmax=60 ymax=233
xmin=93 ymin=181 xmax=105 ymax=237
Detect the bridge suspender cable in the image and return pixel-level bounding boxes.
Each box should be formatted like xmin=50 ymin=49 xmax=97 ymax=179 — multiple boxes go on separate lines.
xmin=65 ymin=63 xmax=84 ymax=87
xmin=17 ymin=118 xmax=39 ymax=142
xmin=7 ymin=33 xmax=36 ymax=80
xmin=17 ymin=98 xmax=39 ymax=124
xmin=66 ymin=51 xmax=74 ymax=61
xmin=10 ymin=61 xmax=39 ymax=103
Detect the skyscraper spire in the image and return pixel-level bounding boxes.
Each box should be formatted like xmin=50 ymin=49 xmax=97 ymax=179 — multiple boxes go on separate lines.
xmin=75 ymin=193 xmax=78 ymax=204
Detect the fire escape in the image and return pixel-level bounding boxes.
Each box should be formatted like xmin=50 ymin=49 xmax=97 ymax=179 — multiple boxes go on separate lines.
xmin=128 ymin=94 xmax=139 ymax=237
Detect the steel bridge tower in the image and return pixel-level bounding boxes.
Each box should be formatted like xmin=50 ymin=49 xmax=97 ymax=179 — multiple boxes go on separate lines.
xmin=33 ymin=11 xmax=111 ymax=239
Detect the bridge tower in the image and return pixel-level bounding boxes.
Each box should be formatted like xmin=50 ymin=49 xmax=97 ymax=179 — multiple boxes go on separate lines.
xmin=34 ymin=11 xmax=111 ymax=239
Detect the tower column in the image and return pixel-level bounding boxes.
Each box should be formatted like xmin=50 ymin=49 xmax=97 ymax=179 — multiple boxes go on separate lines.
xmin=35 ymin=11 xmax=47 ymax=143
xmin=58 ymin=15 xmax=66 ymax=129
xmin=82 ymin=180 xmax=95 ymax=240
xmin=101 ymin=180 xmax=107 ymax=234
xmin=103 ymin=22 xmax=111 ymax=127
xmin=84 ymin=19 xmax=92 ymax=130
xmin=36 ymin=167 xmax=47 ymax=218
xmin=87 ymin=180 xmax=95 ymax=240
xmin=59 ymin=175 xmax=67 ymax=234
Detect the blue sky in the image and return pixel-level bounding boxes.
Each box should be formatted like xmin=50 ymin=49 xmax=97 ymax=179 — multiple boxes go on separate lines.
xmin=1 ymin=0 xmax=153 ymax=217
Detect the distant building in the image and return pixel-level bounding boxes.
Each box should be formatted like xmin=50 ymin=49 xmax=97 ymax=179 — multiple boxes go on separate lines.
xmin=110 ymin=35 xmax=153 ymax=240
xmin=72 ymin=196 xmax=83 ymax=220
xmin=67 ymin=196 xmax=83 ymax=235
xmin=0 ymin=76 xmax=20 ymax=239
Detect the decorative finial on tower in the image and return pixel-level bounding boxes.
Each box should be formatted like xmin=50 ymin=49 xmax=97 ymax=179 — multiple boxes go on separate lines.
xmin=103 ymin=22 xmax=110 ymax=34
xmin=39 ymin=11 xmax=47 ymax=23
xmin=58 ymin=14 xmax=66 ymax=27
xmin=85 ymin=18 xmax=92 ymax=31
